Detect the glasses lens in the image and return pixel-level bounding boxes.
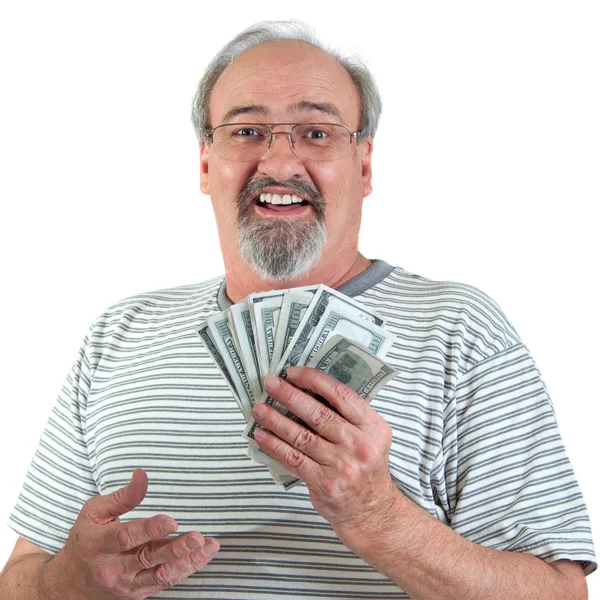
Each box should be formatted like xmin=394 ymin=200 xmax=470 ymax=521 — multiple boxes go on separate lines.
xmin=210 ymin=123 xmax=352 ymax=161
xmin=212 ymin=124 xmax=271 ymax=161
xmin=293 ymin=124 xmax=350 ymax=161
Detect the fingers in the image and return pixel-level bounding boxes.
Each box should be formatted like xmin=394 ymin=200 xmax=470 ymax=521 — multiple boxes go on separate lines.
xmin=125 ymin=531 xmax=205 ymax=572
xmin=253 ymin=425 xmax=319 ymax=480
xmin=85 ymin=469 xmax=149 ymax=525
xmin=252 ymin=396 xmax=335 ymax=464
xmin=133 ymin=538 xmax=220 ymax=590
xmin=100 ymin=513 xmax=178 ymax=554
xmin=261 ymin=373 xmax=356 ymax=443
xmin=285 ymin=367 xmax=369 ymax=428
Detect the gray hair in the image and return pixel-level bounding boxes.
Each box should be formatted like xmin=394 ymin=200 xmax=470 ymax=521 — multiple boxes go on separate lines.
xmin=191 ymin=20 xmax=382 ymax=145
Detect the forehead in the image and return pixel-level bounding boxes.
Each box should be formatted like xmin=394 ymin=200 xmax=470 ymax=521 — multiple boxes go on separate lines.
xmin=210 ymin=40 xmax=360 ymax=127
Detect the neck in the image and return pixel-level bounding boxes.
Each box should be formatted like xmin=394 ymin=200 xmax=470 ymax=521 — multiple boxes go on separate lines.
xmin=224 ymin=251 xmax=372 ymax=303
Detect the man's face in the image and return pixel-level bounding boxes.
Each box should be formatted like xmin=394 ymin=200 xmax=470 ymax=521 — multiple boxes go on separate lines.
xmin=200 ymin=40 xmax=373 ymax=281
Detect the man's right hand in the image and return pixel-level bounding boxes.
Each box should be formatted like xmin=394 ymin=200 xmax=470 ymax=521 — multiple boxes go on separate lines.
xmin=49 ymin=468 xmax=219 ymax=600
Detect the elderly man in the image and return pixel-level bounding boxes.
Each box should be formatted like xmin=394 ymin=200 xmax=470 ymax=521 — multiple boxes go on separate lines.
xmin=1 ymin=19 xmax=596 ymax=600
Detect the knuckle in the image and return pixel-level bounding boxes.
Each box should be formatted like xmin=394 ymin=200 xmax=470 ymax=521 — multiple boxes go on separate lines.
xmin=285 ymin=446 xmax=305 ymax=469
xmin=171 ymin=538 xmax=191 ymax=560
xmin=137 ymin=543 xmax=157 ymax=569
xmin=333 ymin=380 xmax=355 ymax=403
xmin=293 ymin=427 xmax=317 ymax=452
xmin=187 ymin=549 xmax=208 ymax=570
xmin=308 ymin=404 xmax=336 ymax=429
xmin=355 ymin=439 xmax=379 ymax=466
xmin=154 ymin=563 xmax=179 ymax=588
xmin=282 ymin=385 xmax=302 ymax=407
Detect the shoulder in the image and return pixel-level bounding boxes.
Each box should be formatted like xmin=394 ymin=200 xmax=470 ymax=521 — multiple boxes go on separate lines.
xmin=86 ymin=275 xmax=224 ymax=342
xmin=365 ymin=266 xmax=522 ymax=368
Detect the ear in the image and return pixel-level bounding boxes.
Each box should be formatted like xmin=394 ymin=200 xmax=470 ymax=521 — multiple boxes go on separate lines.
xmin=360 ymin=137 xmax=374 ymax=198
xmin=199 ymin=139 xmax=210 ymax=195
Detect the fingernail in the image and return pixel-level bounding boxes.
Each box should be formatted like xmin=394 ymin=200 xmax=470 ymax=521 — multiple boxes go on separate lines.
xmin=204 ymin=539 xmax=219 ymax=555
xmin=254 ymin=428 xmax=267 ymax=441
xmin=287 ymin=366 xmax=303 ymax=378
xmin=264 ymin=375 xmax=280 ymax=390
xmin=162 ymin=521 xmax=177 ymax=534
xmin=186 ymin=536 xmax=202 ymax=550
xmin=252 ymin=403 xmax=267 ymax=418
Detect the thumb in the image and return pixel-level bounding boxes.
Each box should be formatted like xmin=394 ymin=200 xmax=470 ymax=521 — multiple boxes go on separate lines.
xmin=84 ymin=468 xmax=148 ymax=525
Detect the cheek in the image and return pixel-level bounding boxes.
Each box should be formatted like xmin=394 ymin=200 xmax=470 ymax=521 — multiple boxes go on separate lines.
xmin=209 ymin=161 xmax=256 ymax=207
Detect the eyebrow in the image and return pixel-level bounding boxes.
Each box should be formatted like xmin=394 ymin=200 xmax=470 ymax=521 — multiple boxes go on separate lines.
xmin=220 ymin=100 xmax=345 ymax=124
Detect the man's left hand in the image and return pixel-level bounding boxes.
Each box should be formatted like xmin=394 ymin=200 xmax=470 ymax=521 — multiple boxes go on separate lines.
xmin=251 ymin=365 xmax=401 ymax=541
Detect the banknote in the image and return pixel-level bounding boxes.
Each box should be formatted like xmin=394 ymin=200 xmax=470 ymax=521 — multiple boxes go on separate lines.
xmin=196 ymin=321 xmax=248 ymax=419
xmin=206 ymin=311 xmax=256 ymax=418
xmin=248 ymin=290 xmax=286 ymax=380
xmin=296 ymin=300 xmax=395 ymax=367
xmin=270 ymin=289 xmax=317 ymax=374
xmin=230 ymin=301 xmax=263 ymax=400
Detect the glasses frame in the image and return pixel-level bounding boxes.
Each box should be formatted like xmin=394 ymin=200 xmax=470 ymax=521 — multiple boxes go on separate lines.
xmin=204 ymin=122 xmax=362 ymax=162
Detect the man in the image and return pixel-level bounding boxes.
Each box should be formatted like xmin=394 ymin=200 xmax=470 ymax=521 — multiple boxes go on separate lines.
xmin=1 ymin=19 xmax=596 ymax=599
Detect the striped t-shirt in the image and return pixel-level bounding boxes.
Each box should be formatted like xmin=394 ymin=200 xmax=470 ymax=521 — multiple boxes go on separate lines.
xmin=8 ymin=260 xmax=596 ymax=598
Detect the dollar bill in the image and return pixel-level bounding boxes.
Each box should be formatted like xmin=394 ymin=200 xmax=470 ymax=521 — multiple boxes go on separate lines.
xmin=270 ymin=289 xmax=317 ymax=374
xmin=297 ymin=300 xmax=395 ymax=367
xmin=207 ymin=311 xmax=256 ymax=418
xmin=248 ymin=290 xmax=286 ymax=380
xmin=196 ymin=321 xmax=248 ymax=419
xmin=230 ymin=301 xmax=263 ymax=402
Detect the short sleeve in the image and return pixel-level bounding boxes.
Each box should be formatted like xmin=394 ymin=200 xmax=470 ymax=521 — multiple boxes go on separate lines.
xmin=6 ymin=330 xmax=99 ymax=554
xmin=442 ymin=343 xmax=597 ymax=576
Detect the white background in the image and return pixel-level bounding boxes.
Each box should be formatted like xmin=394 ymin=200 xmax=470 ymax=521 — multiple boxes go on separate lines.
xmin=1 ymin=0 xmax=598 ymax=593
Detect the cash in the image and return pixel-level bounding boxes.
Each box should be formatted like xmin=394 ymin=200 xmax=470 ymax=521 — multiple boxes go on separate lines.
xmin=197 ymin=284 xmax=398 ymax=489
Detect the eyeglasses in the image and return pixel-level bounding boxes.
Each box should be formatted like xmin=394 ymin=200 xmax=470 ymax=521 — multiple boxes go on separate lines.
xmin=205 ymin=122 xmax=361 ymax=162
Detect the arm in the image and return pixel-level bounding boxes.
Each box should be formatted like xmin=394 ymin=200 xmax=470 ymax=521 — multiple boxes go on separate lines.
xmin=339 ymin=486 xmax=587 ymax=600
xmin=0 ymin=538 xmax=86 ymax=600
xmin=252 ymin=368 xmax=588 ymax=600
xmin=0 ymin=538 xmax=58 ymax=600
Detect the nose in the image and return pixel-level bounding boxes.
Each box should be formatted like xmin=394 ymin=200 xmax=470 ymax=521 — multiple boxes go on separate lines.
xmin=256 ymin=129 xmax=307 ymax=181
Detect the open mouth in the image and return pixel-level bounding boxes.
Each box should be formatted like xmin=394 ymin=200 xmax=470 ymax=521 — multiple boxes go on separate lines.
xmin=254 ymin=193 xmax=311 ymax=214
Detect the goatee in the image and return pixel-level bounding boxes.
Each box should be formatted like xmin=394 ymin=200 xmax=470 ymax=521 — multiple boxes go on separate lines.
xmin=237 ymin=177 xmax=327 ymax=282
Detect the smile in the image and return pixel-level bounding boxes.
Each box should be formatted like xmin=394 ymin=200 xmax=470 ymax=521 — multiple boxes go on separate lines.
xmin=257 ymin=193 xmax=309 ymax=206
xmin=253 ymin=192 xmax=311 ymax=216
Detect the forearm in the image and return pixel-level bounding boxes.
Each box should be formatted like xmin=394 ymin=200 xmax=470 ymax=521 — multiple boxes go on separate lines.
xmin=339 ymin=492 xmax=581 ymax=600
xmin=0 ymin=552 xmax=75 ymax=600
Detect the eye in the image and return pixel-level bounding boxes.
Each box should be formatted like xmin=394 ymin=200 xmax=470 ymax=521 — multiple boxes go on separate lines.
xmin=234 ymin=127 xmax=261 ymax=136
xmin=306 ymin=128 xmax=328 ymax=139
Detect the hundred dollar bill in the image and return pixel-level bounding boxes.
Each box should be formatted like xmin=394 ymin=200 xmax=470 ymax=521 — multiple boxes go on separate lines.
xmin=244 ymin=286 xmax=385 ymax=441
xmin=207 ymin=311 xmax=256 ymax=418
xmin=305 ymin=334 xmax=398 ymax=405
xmin=297 ymin=300 xmax=395 ymax=367
xmin=270 ymin=289 xmax=318 ymax=374
xmin=246 ymin=334 xmax=399 ymax=483
xmin=248 ymin=290 xmax=286 ymax=380
xmin=229 ymin=301 xmax=263 ymax=402
xmin=196 ymin=321 xmax=249 ymax=420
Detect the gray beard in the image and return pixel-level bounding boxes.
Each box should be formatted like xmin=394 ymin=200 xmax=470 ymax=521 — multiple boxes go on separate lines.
xmin=237 ymin=177 xmax=327 ymax=282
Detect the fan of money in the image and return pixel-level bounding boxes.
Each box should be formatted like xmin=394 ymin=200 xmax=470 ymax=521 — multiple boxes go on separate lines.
xmin=197 ymin=284 xmax=398 ymax=490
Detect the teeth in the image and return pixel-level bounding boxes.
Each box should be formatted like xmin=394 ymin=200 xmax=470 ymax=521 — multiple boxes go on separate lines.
xmin=259 ymin=193 xmax=305 ymax=205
